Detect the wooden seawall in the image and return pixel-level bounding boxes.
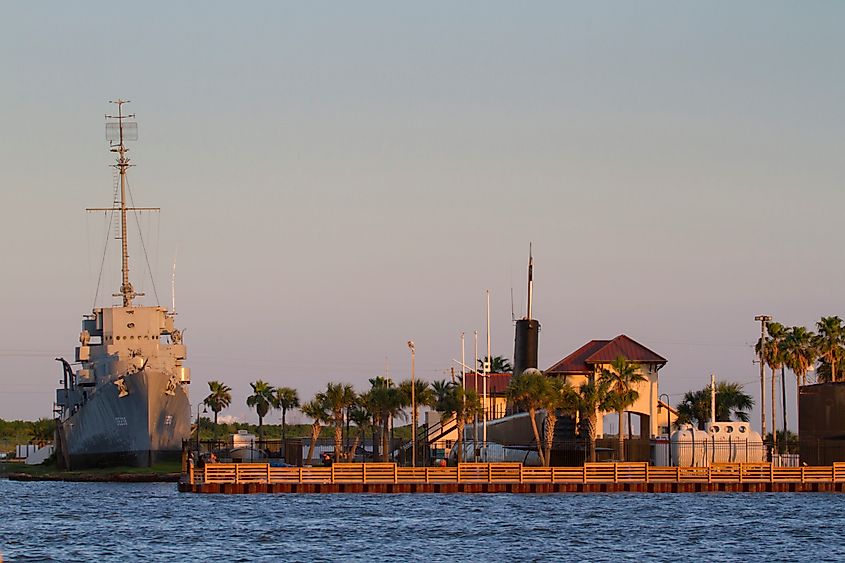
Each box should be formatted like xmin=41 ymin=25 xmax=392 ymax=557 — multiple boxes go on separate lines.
xmin=179 ymin=461 xmax=845 ymax=494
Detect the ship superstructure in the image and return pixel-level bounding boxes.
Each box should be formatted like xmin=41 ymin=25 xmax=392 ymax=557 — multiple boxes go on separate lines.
xmin=55 ymin=101 xmax=190 ymax=468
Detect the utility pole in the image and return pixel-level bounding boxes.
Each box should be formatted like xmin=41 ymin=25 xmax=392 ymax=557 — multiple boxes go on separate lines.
xmin=710 ymin=373 xmax=716 ymax=429
xmin=407 ymin=340 xmax=416 ymax=467
xmin=772 ymin=361 xmax=778 ymax=455
xmin=461 ymin=332 xmax=466 ymax=392
xmin=484 ymin=290 xmax=491 ymax=461
xmin=781 ymin=365 xmax=787 ymax=441
xmin=755 ymin=315 xmax=772 ymax=441
xmin=473 ymin=330 xmax=479 ymax=459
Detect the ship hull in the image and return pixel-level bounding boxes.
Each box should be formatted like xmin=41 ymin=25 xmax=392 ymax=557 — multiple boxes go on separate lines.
xmin=57 ymin=369 xmax=190 ymax=469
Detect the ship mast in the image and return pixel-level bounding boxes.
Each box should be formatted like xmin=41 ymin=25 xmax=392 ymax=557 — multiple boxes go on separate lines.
xmin=113 ymin=100 xmax=134 ymax=306
xmin=89 ymin=100 xmax=157 ymax=308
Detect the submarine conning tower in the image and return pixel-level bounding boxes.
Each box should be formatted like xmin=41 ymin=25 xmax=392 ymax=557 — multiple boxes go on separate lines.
xmin=513 ymin=246 xmax=540 ymax=377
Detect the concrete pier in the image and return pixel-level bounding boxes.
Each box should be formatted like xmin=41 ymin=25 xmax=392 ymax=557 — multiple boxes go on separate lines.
xmin=178 ymin=461 xmax=845 ymax=494
xmin=179 ymin=480 xmax=845 ymax=494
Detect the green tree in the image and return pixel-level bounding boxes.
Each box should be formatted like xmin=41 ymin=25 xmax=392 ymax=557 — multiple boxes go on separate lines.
xmin=758 ymin=321 xmax=786 ymax=449
xmin=598 ymin=356 xmax=646 ymax=461
xmin=246 ymin=380 xmax=277 ymax=438
xmin=203 ymin=380 xmax=232 ymax=425
xmin=275 ymin=387 xmax=300 ymax=441
xmin=322 ymin=382 xmax=357 ymax=462
xmin=782 ymin=325 xmax=816 ymax=393
xmin=30 ymin=418 xmax=56 ymax=447
xmin=816 ymin=316 xmax=844 ymax=382
xmin=572 ymin=379 xmax=612 ymax=462
xmin=479 ymin=355 xmax=513 ymax=373
xmin=366 ymin=377 xmax=404 ymax=462
xmin=300 ymin=397 xmax=330 ymax=466
xmin=347 ymin=403 xmax=371 ymax=461
xmin=437 ymin=383 xmax=482 ymax=464
xmin=399 ymin=378 xmax=434 ymax=457
xmin=675 ymin=381 xmax=754 ymax=430
xmin=431 ymin=379 xmax=452 ymax=411
xmin=507 ymin=368 xmax=551 ymax=465
xmin=539 ymin=377 xmax=577 ymax=466
xmin=816 ymin=353 xmax=845 ymax=383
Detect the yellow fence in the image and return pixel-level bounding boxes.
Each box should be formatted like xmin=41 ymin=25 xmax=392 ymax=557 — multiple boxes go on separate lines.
xmin=191 ymin=461 xmax=845 ymax=486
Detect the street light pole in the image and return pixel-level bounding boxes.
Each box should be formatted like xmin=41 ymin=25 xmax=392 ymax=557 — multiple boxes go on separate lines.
xmin=484 ymin=290 xmax=491 ymax=462
xmin=755 ymin=315 xmax=772 ymax=441
xmin=195 ymin=401 xmax=204 ymax=452
xmin=659 ymin=393 xmax=671 ymax=466
xmin=407 ymin=340 xmax=416 ymax=467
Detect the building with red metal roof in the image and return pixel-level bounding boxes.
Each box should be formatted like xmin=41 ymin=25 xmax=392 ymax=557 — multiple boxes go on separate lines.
xmin=546 ymin=335 xmax=667 ymax=438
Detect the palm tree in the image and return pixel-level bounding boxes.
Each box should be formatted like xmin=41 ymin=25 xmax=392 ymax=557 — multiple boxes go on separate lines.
xmin=507 ymin=368 xmax=549 ymax=465
xmin=816 ymin=351 xmax=845 ymax=383
xmin=203 ymin=381 xmax=232 ymax=425
xmin=437 ymin=384 xmax=482 ymax=464
xmin=358 ymin=389 xmax=379 ymax=459
xmin=322 ymin=382 xmax=357 ymax=462
xmin=598 ymin=356 xmax=646 ymax=461
xmin=539 ymin=377 xmax=577 ymax=467
xmin=275 ymin=387 xmax=300 ymax=441
xmin=367 ymin=377 xmax=404 ymax=462
xmin=431 ymin=379 xmax=452 ymax=411
xmin=675 ymin=381 xmax=754 ymax=430
xmin=479 ymin=355 xmax=513 ymax=373
xmin=760 ymin=321 xmax=786 ymax=450
xmin=347 ymin=403 xmax=371 ymax=461
xmin=300 ymin=397 xmax=330 ymax=466
xmin=782 ymin=325 xmax=816 ymax=395
xmin=399 ymin=378 xmax=434 ymax=457
xmin=246 ymin=380 xmax=278 ymax=438
xmin=816 ymin=316 xmax=844 ymax=382
xmin=572 ymin=379 xmax=612 ymax=462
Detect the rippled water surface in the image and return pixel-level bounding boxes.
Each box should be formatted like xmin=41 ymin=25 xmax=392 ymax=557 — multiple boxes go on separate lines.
xmin=1 ymin=480 xmax=843 ymax=562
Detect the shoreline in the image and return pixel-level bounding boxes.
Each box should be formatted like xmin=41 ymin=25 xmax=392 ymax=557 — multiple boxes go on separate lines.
xmin=0 ymin=461 xmax=183 ymax=483
xmin=4 ymin=471 xmax=181 ymax=483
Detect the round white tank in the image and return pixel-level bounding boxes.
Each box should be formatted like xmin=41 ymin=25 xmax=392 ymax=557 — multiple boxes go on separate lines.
xmin=706 ymin=422 xmax=764 ymax=463
xmin=670 ymin=424 xmax=710 ymax=467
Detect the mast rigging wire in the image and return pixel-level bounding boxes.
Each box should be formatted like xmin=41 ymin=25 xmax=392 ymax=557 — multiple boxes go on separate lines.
xmin=92 ymin=208 xmax=115 ymax=309
xmin=126 ymin=175 xmax=161 ymax=306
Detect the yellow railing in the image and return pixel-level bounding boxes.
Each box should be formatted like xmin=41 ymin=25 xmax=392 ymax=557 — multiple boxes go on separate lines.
xmin=191 ymin=461 xmax=845 ymax=486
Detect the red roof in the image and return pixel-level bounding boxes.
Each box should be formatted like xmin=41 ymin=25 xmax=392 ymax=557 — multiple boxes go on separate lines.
xmin=545 ymin=340 xmax=609 ymax=375
xmin=546 ymin=334 xmax=666 ymax=375
xmin=462 ymin=373 xmax=512 ymax=395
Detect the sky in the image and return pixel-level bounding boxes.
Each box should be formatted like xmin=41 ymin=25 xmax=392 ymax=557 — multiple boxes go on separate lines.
xmin=1 ymin=2 xmax=843 ymax=432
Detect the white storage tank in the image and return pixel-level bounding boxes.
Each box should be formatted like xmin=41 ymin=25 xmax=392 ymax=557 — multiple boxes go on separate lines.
xmin=670 ymin=424 xmax=710 ymax=467
xmin=706 ymin=422 xmax=765 ymax=463
xmin=230 ymin=429 xmax=256 ymax=449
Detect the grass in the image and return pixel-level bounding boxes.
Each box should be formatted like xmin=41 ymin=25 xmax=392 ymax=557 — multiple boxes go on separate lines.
xmin=0 ymin=459 xmax=182 ymax=478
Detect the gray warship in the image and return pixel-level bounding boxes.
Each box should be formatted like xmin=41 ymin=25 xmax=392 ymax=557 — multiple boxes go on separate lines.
xmin=55 ymin=101 xmax=191 ymax=469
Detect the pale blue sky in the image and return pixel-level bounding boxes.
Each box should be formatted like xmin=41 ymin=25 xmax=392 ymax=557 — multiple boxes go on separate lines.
xmin=1 ymin=2 xmax=843 ymax=430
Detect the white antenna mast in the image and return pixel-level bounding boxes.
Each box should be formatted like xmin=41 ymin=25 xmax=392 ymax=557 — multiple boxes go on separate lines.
xmin=510 ymin=286 xmax=516 ymax=322
xmin=527 ymin=242 xmax=534 ymax=320
xmin=171 ymin=249 xmax=178 ymax=313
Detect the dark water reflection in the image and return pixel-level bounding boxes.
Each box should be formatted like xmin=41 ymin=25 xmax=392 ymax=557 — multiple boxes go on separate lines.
xmin=1 ymin=480 xmax=843 ymax=562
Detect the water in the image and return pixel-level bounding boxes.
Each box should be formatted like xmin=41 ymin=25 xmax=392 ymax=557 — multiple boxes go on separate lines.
xmin=1 ymin=480 xmax=843 ymax=562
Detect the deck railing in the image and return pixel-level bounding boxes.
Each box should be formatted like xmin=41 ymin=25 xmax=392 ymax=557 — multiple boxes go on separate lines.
xmin=189 ymin=461 xmax=845 ymax=486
